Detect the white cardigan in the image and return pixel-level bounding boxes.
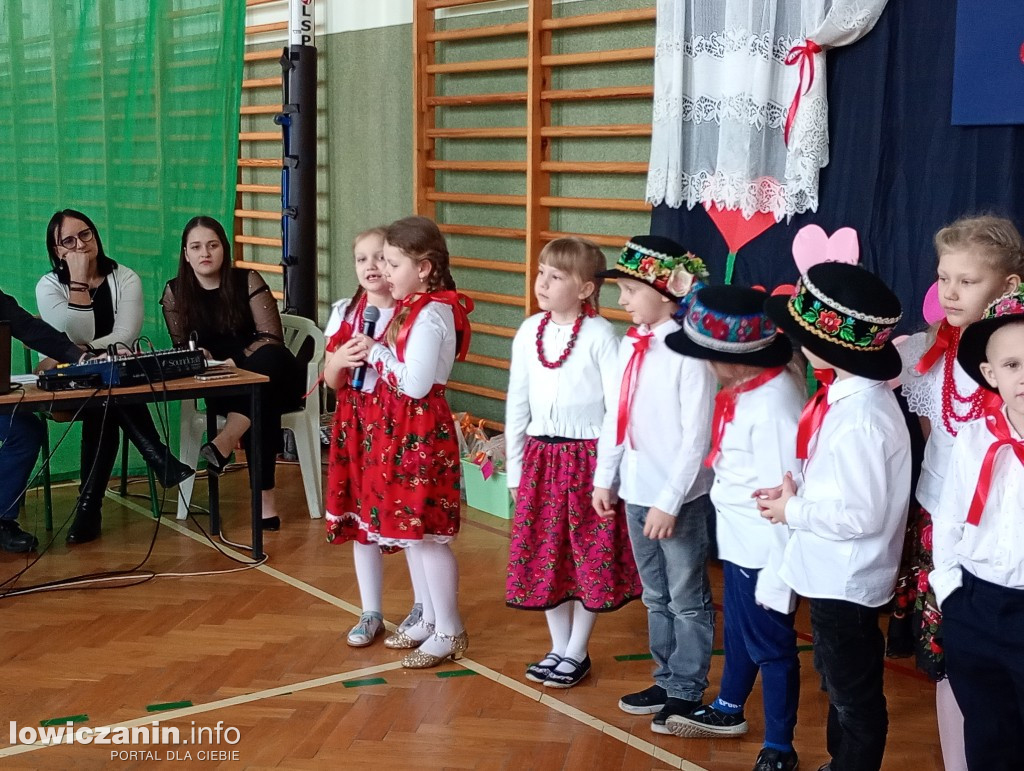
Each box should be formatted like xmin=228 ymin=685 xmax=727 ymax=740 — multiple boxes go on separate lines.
xmin=36 ymin=264 xmax=144 ymax=349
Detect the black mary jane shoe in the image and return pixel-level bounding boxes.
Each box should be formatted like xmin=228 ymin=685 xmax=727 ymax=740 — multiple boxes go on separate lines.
xmin=525 ymin=653 xmax=562 ymax=683
xmin=260 ymin=516 xmax=281 ymax=531
xmin=199 ymin=442 xmax=229 ymax=475
xmin=542 ymin=655 xmax=591 ymax=689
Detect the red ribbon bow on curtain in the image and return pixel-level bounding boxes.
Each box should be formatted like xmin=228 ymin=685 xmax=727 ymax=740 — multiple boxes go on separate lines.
xmin=616 ymin=328 xmax=653 ymax=446
xmin=967 ymin=408 xmax=1024 ymax=526
xmin=783 ymin=39 xmax=823 ymax=146
xmin=796 ymin=368 xmax=836 ymax=460
xmin=395 ymin=290 xmax=475 ymax=363
xmin=914 ymin=320 xmax=956 ymax=375
xmin=704 ymin=367 xmax=786 ymax=468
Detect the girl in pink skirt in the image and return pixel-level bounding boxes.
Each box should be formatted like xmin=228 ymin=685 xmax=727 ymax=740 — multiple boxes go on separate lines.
xmin=505 ymin=237 xmax=641 ymax=688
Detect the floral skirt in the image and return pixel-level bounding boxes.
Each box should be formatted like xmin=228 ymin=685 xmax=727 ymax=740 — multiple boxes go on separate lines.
xmin=506 ymin=437 xmax=641 ymax=612
xmin=356 ymin=383 xmax=461 ymax=548
xmin=887 ymin=503 xmax=945 ymax=681
xmin=325 ymin=387 xmax=380 ymax=546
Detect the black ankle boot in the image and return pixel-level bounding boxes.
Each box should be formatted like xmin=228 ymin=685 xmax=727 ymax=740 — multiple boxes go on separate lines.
xmin=66 ymin=503 xmax=102 ymax=545
xmin=69 ymin=413 xmax=120 ymax=545
xmin=117 ymin=405 xmax=194 ymax=488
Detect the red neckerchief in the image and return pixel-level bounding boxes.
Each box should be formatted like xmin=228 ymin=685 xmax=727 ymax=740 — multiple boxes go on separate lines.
xmin=394 ymin=290 xmax=474 ymax=362
xmin=967 ymin=407 xmax=1024 ymax=526
xmin=796 ymin=368 xmax=836 ymax=460
xmin=326 ymin=293 xmax=367 ymax=354
xmin=915 ymin=320 xmax=955 ymax=375
xmin=616 ymin=327 xmax=654 ymax=446
xmin=704 ymin=367 xmax=786 ymax=468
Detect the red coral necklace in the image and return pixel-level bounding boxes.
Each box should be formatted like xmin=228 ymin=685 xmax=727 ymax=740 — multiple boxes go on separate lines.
xmin=940 ymin=326 xmax=986 ymax=436
xmin=536 ymin=312 xmax=584 ymax=369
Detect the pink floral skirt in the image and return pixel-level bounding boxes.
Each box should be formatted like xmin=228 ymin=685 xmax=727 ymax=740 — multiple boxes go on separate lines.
xmin=505 ymin=437 xmax=641 ymax=612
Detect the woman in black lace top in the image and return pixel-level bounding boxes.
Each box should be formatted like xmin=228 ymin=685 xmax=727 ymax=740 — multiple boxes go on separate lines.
xmin=161 ymin=216 xmax=304 ymax=529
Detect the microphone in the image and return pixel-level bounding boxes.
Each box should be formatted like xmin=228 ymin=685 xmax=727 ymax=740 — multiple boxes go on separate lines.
xmin=350 ymin=305 xmax=380 ymax=391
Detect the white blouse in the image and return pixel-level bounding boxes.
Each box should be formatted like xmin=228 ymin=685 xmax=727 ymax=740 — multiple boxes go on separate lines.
xmin=324 ymin=297 xmax=396 ymax=394
xmin=366 ymin=301 xmax=455 ymax=399
xmin=36 ymin=264 xmax=143 ymax=349
xmin=504 ymin=313 xmax=620 ymax=489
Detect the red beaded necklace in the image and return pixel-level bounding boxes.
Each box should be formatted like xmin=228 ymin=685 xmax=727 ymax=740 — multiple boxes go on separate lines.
xmin=536 ymin=311 xmax=585 ymax=369
xmin=940 ymin=326 xmax=986 ymax=436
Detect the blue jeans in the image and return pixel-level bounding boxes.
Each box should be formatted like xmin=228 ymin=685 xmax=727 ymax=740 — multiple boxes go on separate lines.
xmin=0 ymin=413 xmax=46 ymax=521
xmin=718 ymin=561 xmax=800 ymax=747
xmin=625 ymin=496 xmax=714 ymax=701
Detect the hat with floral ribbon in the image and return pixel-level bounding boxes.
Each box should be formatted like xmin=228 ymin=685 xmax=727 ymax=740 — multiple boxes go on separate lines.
xmin=598 ymin=235 xmax=709 ymax=301
xmin=666 ymin=285 xmax=793 ymax=368
xmin=958 ymin=287 xmax=1024 ymax=391
xmin=764 ymin=262 xmax=903 ymax=381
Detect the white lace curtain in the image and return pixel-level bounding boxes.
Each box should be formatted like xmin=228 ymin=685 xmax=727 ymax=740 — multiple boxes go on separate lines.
xmin=645 ymin=0 xmax=888 ymax=221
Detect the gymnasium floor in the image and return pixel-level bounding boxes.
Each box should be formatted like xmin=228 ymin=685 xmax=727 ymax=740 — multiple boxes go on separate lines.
xmin=0 ymin=463 xmax=943 ymax=770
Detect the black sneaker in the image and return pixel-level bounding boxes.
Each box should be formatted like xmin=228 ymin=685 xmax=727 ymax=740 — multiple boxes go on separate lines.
xmin=753 ymin=747 xmax=799 ymax=771
xmin=666 ymin=703 xmax=748 ymax=738
xmin=0 ymin=520 xmax=38 ymax=553
xmin=618 ymin=684 xmax=667 ymax=715
xmin=651 ymin=697 xmax=700 ymax=735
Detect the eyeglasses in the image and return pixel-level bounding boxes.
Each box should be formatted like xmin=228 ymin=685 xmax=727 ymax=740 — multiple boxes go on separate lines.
xmin=58 ymin=228 xmax=95 ymax=250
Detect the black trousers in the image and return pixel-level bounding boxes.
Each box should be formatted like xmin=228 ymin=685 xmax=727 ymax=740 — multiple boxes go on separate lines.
xmin=205 ymin=344 xmax=303 ymax=491
xmin=944 ymin=570 xmax=1024 ymax=771
xmin=809 ymin=598 xmax=888 ymax=771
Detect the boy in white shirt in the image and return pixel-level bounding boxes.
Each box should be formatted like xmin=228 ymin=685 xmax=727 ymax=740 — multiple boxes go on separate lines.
xmin=935 ymin=287 xmax=1024 ymax=771
xmin=663 ymin=286 xmax=805 ymax=771
xmin=592 ymin=235 xmax=717 ymax=734
xmin=760 ymin=263 xmax=912 ymax=771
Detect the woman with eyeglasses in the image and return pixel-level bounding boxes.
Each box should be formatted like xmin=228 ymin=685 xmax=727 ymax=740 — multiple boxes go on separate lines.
xmin=35 ymin=209 xmax=194 ymax=545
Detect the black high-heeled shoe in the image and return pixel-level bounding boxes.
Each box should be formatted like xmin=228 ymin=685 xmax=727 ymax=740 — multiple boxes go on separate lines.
xmin=118 ymin=405 xmax=195 ymax=487
xmin=199 ymin=442 xmax=229 ymax=475
xmin=260 ymin=516 xmax=281 ymax=531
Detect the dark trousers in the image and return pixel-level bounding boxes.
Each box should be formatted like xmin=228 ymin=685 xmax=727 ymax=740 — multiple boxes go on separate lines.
xmin=718 ymin=561 xmax=800 ymax=747
xmin=0 ymin=414 xmax=46 ymax=520
xmin=944 ymin=570 xmax=1024 ymax=771
xmin=809 ymin=598 xmax=888 ymax=771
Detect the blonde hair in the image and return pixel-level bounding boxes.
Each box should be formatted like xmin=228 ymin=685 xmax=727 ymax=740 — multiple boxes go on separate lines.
xmin=934 ymin=215 xmax=1024 ymax=277
xmin=383 ymin=216 xmax=456 ymax=347
xmin=348 ymin=226 xmax=387 ymax=311
xmin=538 ymin=237 xmax=607 ymax=313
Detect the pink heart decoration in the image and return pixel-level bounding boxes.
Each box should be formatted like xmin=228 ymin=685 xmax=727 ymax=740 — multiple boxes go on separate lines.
xmin=704 ymin=203 xmax=776 ymax=254
xmin=791 ymin=225 xmax=860 ymax=275
xmin=922 ymin=282 xmax=944 ymax=324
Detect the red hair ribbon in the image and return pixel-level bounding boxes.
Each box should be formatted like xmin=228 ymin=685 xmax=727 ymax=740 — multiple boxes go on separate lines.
xmin=395 ymin=290 xmax=475 ymax=363
xmin=796 ymin=368 xmax=835 ymax=460
xmin=616 ymin=328 xmax=653 ymax=446
xmin=704 ymin=367 xmax=786 ymax=468
xmin=915 ymin=320 xmax=955 ymax=375
xmin=967 ymin=408 xmax=1024 ymax=526
xmin=783 ymin=39 xmax=823 ymax=146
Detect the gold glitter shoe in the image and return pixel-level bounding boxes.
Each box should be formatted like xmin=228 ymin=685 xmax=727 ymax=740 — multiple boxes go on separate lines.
xmin=400 ymin=630 xmax=469 ymax=669
xmin=384 ymin=622 xmax=434 ymax=650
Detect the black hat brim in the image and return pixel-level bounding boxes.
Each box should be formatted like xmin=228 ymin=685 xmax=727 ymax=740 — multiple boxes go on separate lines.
xmin=597 ymin=268 xmax=682 ymax=301
xmin=958 ymin=315 xmax=1024 ymax=392
xmin=665 ymin=326 xmax=793 ymax=368
xmin=764 ymin=295 xmax=902 ymax=382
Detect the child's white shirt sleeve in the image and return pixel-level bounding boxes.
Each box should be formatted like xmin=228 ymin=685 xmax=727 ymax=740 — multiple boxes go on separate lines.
xmin=655 ymin=359 xmax=715 ymax=515
xmin=931 ymin=433 xmax=970 ymax=609
xmin=593 ymin=338 xmax=626 ymax=493
xmin=366 ymin=304 xmax=451 ymax=399
xmin=504 ymin=324 xmax=532 ymax=489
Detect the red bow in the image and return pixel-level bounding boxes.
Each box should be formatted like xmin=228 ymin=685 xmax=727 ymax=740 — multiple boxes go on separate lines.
xmin=616 ymin=328 xmax=653 ymax=446
xmin=783 ymin=39 xmax=823 ymax=146
xmin=704 ymin=367 xmax=786 ymax=468
xmin=915 ymin=321 xmax=956 ymax=375
xmin=395 ymin=290 xmax=475 ymax=363
xmin=796 ymin=368 xmax=835 ymax=460
xmin=967 ymin=408 xmax=1024 ymax=526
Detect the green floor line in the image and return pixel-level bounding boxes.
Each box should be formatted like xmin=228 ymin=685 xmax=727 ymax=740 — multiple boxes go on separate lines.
xmin=436 ymin=669 xmax=477 ymax=679
xmin=40 ymin=715 xmax=88 ymax=727
xmin=342 ymin=678 xmax=387 ymax=688
xmin=146 ymin=701 xmax=193 ymax=712
xmin=614 ymin=653 xmax=653 ymax=662
xmin=798 ymin=644 xmax=814 ymax=651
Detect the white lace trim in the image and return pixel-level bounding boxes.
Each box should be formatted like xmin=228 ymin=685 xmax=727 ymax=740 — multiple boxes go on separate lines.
xmin=898 ymin=333 xmax=938 ymax=422
xmin=656 ymin=31 xmax=800 ymax=62
xmin=357 ymin=517 xmax=456 ymax=548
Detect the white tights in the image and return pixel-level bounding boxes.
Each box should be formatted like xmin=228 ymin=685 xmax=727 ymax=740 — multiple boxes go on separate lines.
xmin=351 ymin=542 xmax=426 ymax=616
xmin=936 ymin=678 xmax=967 ymax=771
xmin=544 ymin=601 xmax=597 ymax=673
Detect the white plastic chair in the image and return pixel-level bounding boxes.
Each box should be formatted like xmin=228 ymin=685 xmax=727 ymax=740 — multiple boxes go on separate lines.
xmin=176 ymin=314 xmax=325 ymax=521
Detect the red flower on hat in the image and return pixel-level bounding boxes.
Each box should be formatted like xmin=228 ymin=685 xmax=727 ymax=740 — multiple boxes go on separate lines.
xmin=638 ymin=256 xmax=658 ymax=277
xmin=872 ymin=329 xmax=892 ymax=347
xmin=703 ymin=313 xmax=729 ymax=339
xmin=816 ymin=310 xmax=842 ymax=334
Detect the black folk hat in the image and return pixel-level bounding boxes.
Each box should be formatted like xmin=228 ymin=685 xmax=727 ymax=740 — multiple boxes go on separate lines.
xmin=958 ymin=287 xmax=1024 ymax=391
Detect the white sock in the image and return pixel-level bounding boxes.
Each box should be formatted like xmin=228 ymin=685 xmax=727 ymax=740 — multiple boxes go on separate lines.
xmin=937 ymin=678 xmax=968 ymax=771
xmin=415 ymin=540 xmax=464 ymax=657
xmin=554 ymin=602 xmax=596 ymax=674
xmin=545 ymin=603 xmax=572 ymax=658
xmin=405 ymin=544 xmax=434 ymax=625
xmin=352 ymin=541 xmax=382 ymax=615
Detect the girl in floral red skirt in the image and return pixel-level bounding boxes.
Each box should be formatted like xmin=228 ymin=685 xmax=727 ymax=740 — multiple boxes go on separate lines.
xmin=504 ymin=237 xmax=641 ymax=689
xmin=347 ymin=216 xmax=473 ymax=669
xmin=891 ymin=215 xmax=1023 ymax=770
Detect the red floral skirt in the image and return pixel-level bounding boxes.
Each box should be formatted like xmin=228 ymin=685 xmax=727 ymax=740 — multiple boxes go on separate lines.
xmin=506 ymin=437 xmax=641 ymax=612
xmin=325 ymin=387 xmax=381 ymax=546
xmin=887 ymin=503 xmax=944 ymax=680
xmin=356 ymin=383 xmax=461 ymax=547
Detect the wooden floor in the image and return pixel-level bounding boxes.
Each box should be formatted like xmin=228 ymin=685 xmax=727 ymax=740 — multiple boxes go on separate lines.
xmin=0 ymin=463 xmax=944 ymax=770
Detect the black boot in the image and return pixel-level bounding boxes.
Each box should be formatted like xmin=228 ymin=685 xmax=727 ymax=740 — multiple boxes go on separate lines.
xmin=67 ymin=413 xmax=120 ymax=545
xmin=116 ymin=405 xmax=194 ymax=488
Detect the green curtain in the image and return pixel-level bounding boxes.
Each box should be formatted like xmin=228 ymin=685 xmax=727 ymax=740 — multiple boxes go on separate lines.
xmin=0 ymin=0 xmax=245 ymax=479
